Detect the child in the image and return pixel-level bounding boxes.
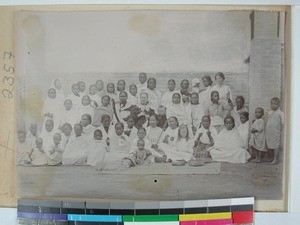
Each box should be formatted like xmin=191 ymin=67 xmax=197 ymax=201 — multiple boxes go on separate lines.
xmin=231 ymin=96 xmax=248 ymax=127
xmin=30 ymin=138 xmax=48 ymax=166
xmin=87 ymin=129 xmax=108 ymax=168
xmin=160 ymin=124 xmax=194 ymax=163
xmin=157 ymin=105 xmax=168 ymax=129
xmin=62 ymin=99 xmax=78 ymax=128
xmin=128 ymin=84 xmax=138 ymax=105
xmin=137 ymin=72 xmax=148 ymax=93
xmin=161 ymin=116 xmax=179 ymax=149
xmin=27 ymin=122 xmax=39 ymax=148
xmin=237 ymin=111 xmax=250 ymax=148
xmin=193 ymin=115 xmax=217 ymax=159
xmin=206 ymin=91 xmax=233 ymax=133
xmin=89 ymin=84 xmax=101 ymax=107
xmin=106 ymin=82 xmax=118 ymax=103
xmin=39 ymin=119 xmax=55 ymax=152
xmin=249 ymin=107 xmax=266 ymax=163
xmin=119 ymin=140 xmax=153 ymax=170
xmin=124 ymin=115 xmax=138 ymax=142
xmin=95 ymin=79 xmax=105 ymax=98
xmin=46 ymin=133 xmax=63 ymax=165
xmin=100 ymin=139 xmax=153 ymax=171
xmin=92 ymin=95 xmax=114 ymax=127
xmin=77 ymin=81 xmax=86 ymax=97
xmin=265 ymin=97 xmax=284 ymax=164
xmin=161 ymin=79 xmax=179 ymax=106
xmin=80 ymin=95 xmax=95 ymax=119
xmin=17 ymin=130 xmax=32 ymax=166
xmin=146 ymin=114 xmax=164 ymax=152
xmin=130 ymin=127 xmax=151 ymax=153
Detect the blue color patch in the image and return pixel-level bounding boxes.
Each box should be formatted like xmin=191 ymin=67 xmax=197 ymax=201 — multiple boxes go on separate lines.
xmin=67 ymin=214 xmax=122 ymax=222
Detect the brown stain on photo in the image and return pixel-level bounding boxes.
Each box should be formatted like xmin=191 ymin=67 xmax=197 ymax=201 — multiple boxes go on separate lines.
xmin=128 ymin=14 xmax=161 ymax=37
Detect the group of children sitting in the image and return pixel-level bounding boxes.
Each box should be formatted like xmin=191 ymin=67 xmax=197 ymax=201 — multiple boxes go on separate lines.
xmin=17 ymin=72 xmax=284 ymax=170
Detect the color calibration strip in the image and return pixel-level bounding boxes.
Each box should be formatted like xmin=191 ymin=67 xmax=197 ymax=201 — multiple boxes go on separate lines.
xmin=17 ymin=197 xmax=254 ymax=225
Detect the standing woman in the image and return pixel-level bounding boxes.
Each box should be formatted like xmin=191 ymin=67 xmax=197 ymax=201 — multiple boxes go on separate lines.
xmin=50 ymin=79 xmax=65 ymax=106
xmin=106 ymin=82 xmax=118 ymax=103
xmin=212 ymin=72 xmax=233 ymax=104
xmin=146 ymin=77 xmax=161 ymax=112
xmin=198 ymin=75 xmax=213 ymax=108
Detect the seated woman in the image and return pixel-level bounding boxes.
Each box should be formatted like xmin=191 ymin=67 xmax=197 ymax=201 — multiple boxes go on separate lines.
xmin=160 ymin=124 xmax=194 ymax=163
xmin=193 ymin=115 xmax=218 ymax=159
xmin=62 ymin=123 xmax=89 ymax=165
xmin=208 ymin=116 xmax=251 ymax=163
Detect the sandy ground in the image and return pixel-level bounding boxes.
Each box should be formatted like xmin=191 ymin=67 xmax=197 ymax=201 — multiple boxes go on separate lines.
xmin=17 ymin=160 xmax=283 ymax=203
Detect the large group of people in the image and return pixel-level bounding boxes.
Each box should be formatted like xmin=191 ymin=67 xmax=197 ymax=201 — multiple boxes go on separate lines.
xmin=17 ymin=72 xmax=284 ymax=171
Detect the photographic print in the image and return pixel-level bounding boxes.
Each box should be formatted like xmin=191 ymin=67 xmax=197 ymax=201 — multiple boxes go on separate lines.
xmin=15 ymin=9 xmax=286 ymax=208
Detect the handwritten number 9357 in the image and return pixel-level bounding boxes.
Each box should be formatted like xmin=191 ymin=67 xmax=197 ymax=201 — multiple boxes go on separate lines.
xmin=2 ymin=51 xmax=14 ymax=99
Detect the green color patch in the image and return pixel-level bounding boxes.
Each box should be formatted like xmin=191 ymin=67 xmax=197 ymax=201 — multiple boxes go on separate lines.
xmin=123 ymin=214 xmax=178 ymax=222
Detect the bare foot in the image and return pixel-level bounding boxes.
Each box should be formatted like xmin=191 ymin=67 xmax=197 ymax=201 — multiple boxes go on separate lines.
xmin=255 ymin=159 xmax=261 ymax=163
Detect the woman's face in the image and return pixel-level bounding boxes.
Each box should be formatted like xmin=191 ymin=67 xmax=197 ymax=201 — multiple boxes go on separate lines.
xmin=148 ymin=79 xmax=156 ymax=90
xmin=54 ymin=79 xmax=62 ymax=90
xmin=190 ymin=94 xmax=199 ymax=105
xmin=117 ymin=81 xmax=125 ymax=91
xmin=102 ymin=117 xmax=110 ymax=128
xmin=107 ymin=84 xmax=115 ymax=93
xmin=78 ymin=82 xmax=85 ymax=92
xmin=81 ymin=115 xmax=90 ymax=127
xmin=172 ymin=94 xmax=181 ymax=104
xmin=82 ymin=96 xmax=91 ymax=106
xmin=137 ymin=129 xmax=146 ymax=139
xmin=168 ymin=81 xmax=175 ymax=91
xmin=180 ymin=127 xmax=188 ymax=138
xmin=225 ymin=118 xmax=234 ymax=130
xmin=202 ymin=78 xmax=210 ymax=87
xmin=149 ymin=116 xmax=157 ymax=127
xmin=63 ymin=126 xmax=72 ymax=136
xmin=140 ymin=93 xmax=148 ymax=105
xmin=48 ymin=89 xmax=56 ymax=99
xmin=139 ymin=73 xmax=147 ymax=84
xmin=119 ymin=92 xmax=127 ymax=103
xmin=72 ymin=85 xmax=80 ymax=95
xmin=201 ymin=116 xmax=210 ymax=129
xmin=64 ymin=100 xmax=72 ymax=110
xmin=101 ymin=96 xmax=110 ymax=106
xmin=129 ymin=85 xmax=137 ymax=96
xmin=215 ymin=75 xmax=224 ymax=85
xmin=168 ymin=117 xmax=178 ymax=129
xmin=96 ymin=80 xmax=104 ymax=91
xmin=89 ymin=85 xmax=98 ymax=95
xmin=181 ymin=80 xmax=189 ymax=89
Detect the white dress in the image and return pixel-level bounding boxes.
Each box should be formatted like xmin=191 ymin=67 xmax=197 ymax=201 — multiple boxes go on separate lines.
xmin=209 ymin=128 xmax=251 ymax=163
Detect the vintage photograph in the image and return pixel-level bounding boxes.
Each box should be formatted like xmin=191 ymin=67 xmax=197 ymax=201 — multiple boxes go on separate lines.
xmin=15 ymin=10 xmax=286 ymax=204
